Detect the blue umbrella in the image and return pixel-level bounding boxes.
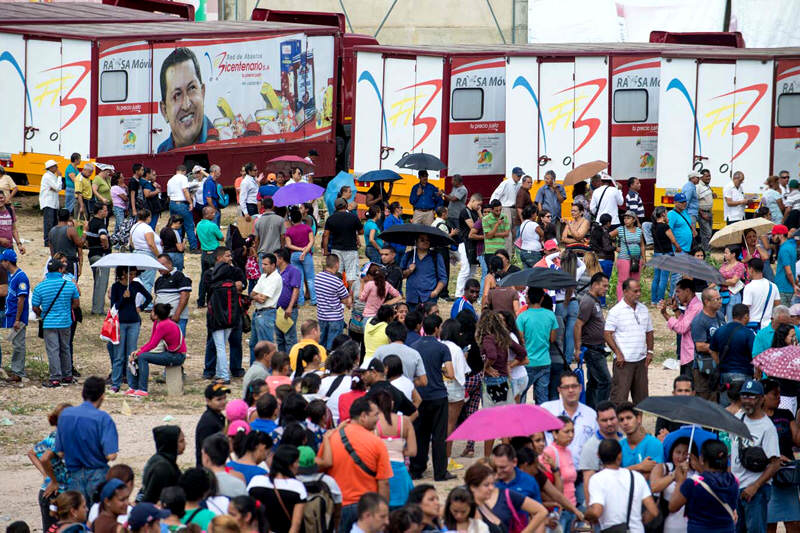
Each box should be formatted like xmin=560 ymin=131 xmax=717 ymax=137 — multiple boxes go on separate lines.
xmin=359 ymin=169 xmax=403 ymax=182
xmin=324 ymin=171 xmax=355 ymax=215
xmin=272 ymin=182 xmax=324 ymax=207
xmin=662 ymin=425 xmax=718 ymax=458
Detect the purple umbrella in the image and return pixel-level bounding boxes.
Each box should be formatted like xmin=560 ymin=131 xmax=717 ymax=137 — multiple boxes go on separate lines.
xmin=272 ymin=182 xmax=325 ymax=207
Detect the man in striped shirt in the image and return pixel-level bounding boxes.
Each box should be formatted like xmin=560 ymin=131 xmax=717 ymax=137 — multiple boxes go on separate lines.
xmin=450 ymin=278 xmax=479 ymax=319
xmin=314 ymin=254 xmax=352 ymax=350
xmin=625 ymin=177 xmax=645 ymax=224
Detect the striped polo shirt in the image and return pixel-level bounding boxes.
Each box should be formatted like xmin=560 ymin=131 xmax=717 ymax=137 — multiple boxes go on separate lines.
xmin=32 ymin=272 xmax=80 ymax=329
xmin=315 ymin=270 xmax=349 ymax=322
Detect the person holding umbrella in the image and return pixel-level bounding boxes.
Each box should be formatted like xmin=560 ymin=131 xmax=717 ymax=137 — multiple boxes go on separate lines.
xmin=730 ymin=379 xmax=781 ymax=533
xmin=111 ymin=266 xmax=152 ymax=393
xmin=409 ymin=170 xmax=442 ymax=225
xmin=400 ymin=234 xmax=447 ymax=311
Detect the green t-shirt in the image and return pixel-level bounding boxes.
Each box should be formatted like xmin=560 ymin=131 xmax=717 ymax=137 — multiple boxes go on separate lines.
xmin=516 ymin=307 xmax=558 ymax=367
xmin=94 ymin=175 xmax=111 ymax=203
xmin=196 ymin=219 xmax=224 ymax=251
xmin=482 ymin=212 xmax=509 ymax=254
xmin=181 ymin=508 xmax=215 ymax=531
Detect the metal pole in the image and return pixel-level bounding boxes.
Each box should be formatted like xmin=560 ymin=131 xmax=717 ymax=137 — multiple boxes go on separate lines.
xmin=485 ymin=0 xmax=507 ymax=44
xmin=512 ymin=0 xmax=516 ymax=44
xmin=339 ymin=0 xmax=355 ymax=33
xmin=374 ymin=0 xmax=399 ymax=38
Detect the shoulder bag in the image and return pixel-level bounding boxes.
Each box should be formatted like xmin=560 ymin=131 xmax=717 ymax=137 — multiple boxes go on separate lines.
xmin=622 ymin=228 xmax=640 ymax=273
xmin=690 ymin=475 xmax=736 ymax=522
xmin=338 ymin=426 xmax=377 ymax=476
xmin=504 ymin=489 xmax=527 ymax=533
xmin=746 ymin=282 xmax=773 ymax=332
xmin=591 ymin=186 xmax=610 ymax=222
xmin=601 ymin=470 xmax=635 ymax=533
xmin=38 ymin=280 xmax=67 ymax=339
xmin=775 ymin=461 xmax=800 ymax=487
xmin=738 ymin=412 xmax=769 ymax=473
xmin=514 ymin=220 xmax=529 ymax=250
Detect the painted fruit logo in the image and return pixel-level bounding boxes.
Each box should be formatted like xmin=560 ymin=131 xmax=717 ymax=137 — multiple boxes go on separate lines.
xmin=478 ymin=149 xmax=492 ymax=165
xmin=640 ymin=152 xmax=655 ymax=169
xmin=122 ymin=130 xmax=136 ymax=148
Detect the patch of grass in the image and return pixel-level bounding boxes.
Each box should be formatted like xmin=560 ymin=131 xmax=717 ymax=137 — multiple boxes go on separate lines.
xmin=24 ymin=355 xmax=50 ymax=381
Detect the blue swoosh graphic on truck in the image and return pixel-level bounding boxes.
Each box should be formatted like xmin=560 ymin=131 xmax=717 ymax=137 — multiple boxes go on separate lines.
xmin=358 ymin=70 xmax=389 ymax=144
xmin=512 ymin=75 xmax=546 ymax=152
xmin=0 ymin=51 xmax=33 ymax=120
xmin=666 ymin=77 xmax=702 ymax=155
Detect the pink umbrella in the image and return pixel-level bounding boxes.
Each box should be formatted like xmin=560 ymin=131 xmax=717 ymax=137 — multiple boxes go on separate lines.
xmin=752 ymin=345 xmax=800 ymax=381
xmin=266 ymin=155 xmax=314 ymax=165
xmin=447 ymin=404 xmax=564 ymax=442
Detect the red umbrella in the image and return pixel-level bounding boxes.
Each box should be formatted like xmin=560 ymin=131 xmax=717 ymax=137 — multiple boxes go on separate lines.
xmin=266 ymin=155 xmax=314 ymax=165
xmin=752 ymin=345 xmax=800 ymax=381
xmin=446 ymin=404 xmax=564 ymax=442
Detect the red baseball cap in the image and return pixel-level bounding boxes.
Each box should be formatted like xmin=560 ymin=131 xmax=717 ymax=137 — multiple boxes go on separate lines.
xmin=771 ymin=224 xmax=789 ymax=235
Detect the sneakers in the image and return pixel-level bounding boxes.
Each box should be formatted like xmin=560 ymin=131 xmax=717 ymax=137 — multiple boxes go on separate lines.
xmin=108 ymin=386 xmax=121 ymax=394
xmin=124 ymin=389 xmax=149 ymax=398
xmin=448 ymin=458 xmax=464 ymax=471
xmin=42 ymin=380 xmax=60 ymax=388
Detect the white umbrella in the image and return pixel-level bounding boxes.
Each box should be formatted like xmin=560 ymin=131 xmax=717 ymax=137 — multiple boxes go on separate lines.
xmin=90 ymin=253 xmax=164 ymax=270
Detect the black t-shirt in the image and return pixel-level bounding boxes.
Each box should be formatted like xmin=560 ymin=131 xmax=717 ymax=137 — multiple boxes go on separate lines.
xmin=87 ymin=216 xmax=110 ymax=257
xmin=366 ymin=380 xmax=417 ymax=417
xmin=653 ymin=222 xmax=673 ymax=253
xmin=249 ymin=477 xmax=307 ymax=533
xmin=324 ymin=211 xmax=362 ymax=251
xmin=384 ymin=262 xmax=403 ymax=294
xmin=159 ymin=226 xmax=180 ymax=253
xmin=786 ymin=210 xmax=800 ymax=231
xmin=194 ymin=407 xmax=225 ymax=466
xmin=458 ymin=207 xmax=479 ymax=243
xmin=770 ymin=408 xmax=795 ymax=458
xmin=202 ymin=262 xmax=246 ymax=300
xmin=128 ymin=177 xmax=140 ymax=209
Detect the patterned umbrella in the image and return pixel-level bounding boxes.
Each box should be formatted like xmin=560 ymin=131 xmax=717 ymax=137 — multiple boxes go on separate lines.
xmin=752 ymin=345 xmax=800 ymax=381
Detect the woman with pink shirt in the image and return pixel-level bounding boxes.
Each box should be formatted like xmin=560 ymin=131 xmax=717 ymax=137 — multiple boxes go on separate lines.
xmin=359 ymin=262 xmax=402 ymax=318
xmin=285 ymin=208 xmax=316 ymax=306
xmin=541 ymin=416 xmax=577 ymax=531
xmin=126 ymin=303 xmax=186 ymax=397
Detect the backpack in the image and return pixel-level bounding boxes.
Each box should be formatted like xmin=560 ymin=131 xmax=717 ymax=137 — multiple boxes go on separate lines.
xmin=217 ymin=182 xmax=230 ymax=207
xmin=301 ymin=474 xmax=336 ymax=533
xmin=207 ymin=274 xmax=241 ymax=331
xmin=134 ymin=179 xmax=147 ymax=212
xmin=110 ymin=217 xmax=136 ymax=250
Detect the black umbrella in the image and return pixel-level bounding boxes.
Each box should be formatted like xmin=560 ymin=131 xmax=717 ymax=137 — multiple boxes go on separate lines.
xmin=358 ymin=169 xmax=403 ymax=182
xmin=637 ymin=396 xmax=752 ymax=440
xmin=499 ymin=267 xmax=577 ymax=289
xmin=379 ymin=223 xmax=455 ymax=248
xmin=647 ymin=254 xmax=726 ymax=285
xmin=396 ymin=152 xmax=446 ymax=171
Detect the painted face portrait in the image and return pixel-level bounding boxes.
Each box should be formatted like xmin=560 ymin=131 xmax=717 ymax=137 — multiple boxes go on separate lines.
xmin=158 ymin=48 xmax=206 ymax=151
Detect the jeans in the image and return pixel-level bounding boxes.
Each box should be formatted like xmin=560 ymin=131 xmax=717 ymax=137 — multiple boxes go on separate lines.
xmin=519 ymin=365 xmax=550 ymax=404
xmin=133 ymin=249 xmax=156 ymax=298
xmin=670 ymin=251 xmax=689 ymax=297
xmin=548 ymin=361 xmax=564 ymax=401
xmin=178 ymin=318 xmax=187 ymax=337
xmin=291 ymin=251 xmax=317 ymax=305
xmin=204 ymin=318 xmax=243 ymax=379
xmin=44 ymin=327 xmax=71 ymax=381
xmin=9 ymin=324 xmax=26 ymax=377
xmin=276 ymin=308 xmax=298 ymax=353
xmin=366 ymin=246 xmax=381 ymax=265
xmin=113 ymin=206 xmax=126 ymax=234
xmin=65 ymin=186 xmax=75 ymax=212
xmin=599 ymin=259 xmax=614 ymax=306
xmin=211 ymin=328 xmax=232 ymax=381
xmin=520 ymin=249 xmax=542 ymax=268
xmin=148 ymin=211 xmax=160 ymax=230
xmin=737 ymin=484 xmax=771 ymax=533
xmin=169 ymin=202 xmax=198 ymax=249
xmin=583 ymin=346 xmax=611 ymax=409
xmin=455 ymin=243 xmax=477 ymax=298
xmin=410 ymin=397 xmax=448 ymax=479
xmin=720 ymin=372 xmax=750 ymax=407
xmin=67 ymin=466 xmax=108 ymax=505
xmin=43 ymin=206 xmax=57 ymax=245
xmin=167 ymin=251 xmax=184 ymax=272
xmin=319 ymin=319 xmax=344 ymax=350
xmin=556 ymin=299 xmax=579 ymax=364
xmin=651 ymin=252 xmax=672 ymax=304
xmin=249 ymin=309 xmax=276 ymax=364
xmin=339 ymin=503 xmax=358 ymax=533
xmin=477 ymin=254 xmax=488 ymax=297
xmin=332 ymin=249 xmax=360 ymax=297
xmin=90 ymin=255 xmax=110 ymax=314
xmin=116 ymin=321 xmax=141 ymax=388
xmin=131 ymin=350 xmax=185 ymax=392
xmin=724 ymin=292 xmax=743 ymax=322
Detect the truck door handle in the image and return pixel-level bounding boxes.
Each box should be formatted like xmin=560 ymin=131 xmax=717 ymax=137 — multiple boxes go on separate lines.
xmin=151 ymin=128 xmax=163 ymax=134
xmin=380 ymin=146 xmax=394 ymax=160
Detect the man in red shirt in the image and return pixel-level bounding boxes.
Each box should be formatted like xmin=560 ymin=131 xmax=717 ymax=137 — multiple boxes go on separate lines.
xmin=317 ymin=396 xmax=392 ymax=533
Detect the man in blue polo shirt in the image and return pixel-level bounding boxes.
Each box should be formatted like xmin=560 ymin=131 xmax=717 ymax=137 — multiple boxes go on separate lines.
xmin=667 ymin=192 xmax=695 ymax=295
xmin=201 ymin=165 xmax=222 ymax=226
xmin=401 ymin=234 xmax=447 ymax=312
xmin=409 ymin=170 xmax=443 ymax=225
xmin=450 ymin=278 xmax=479 ymax=319
xmin=54 ymin=376 xmax=119 ymax=502
xmin=617 ymin=401 xmax=663 ymax=471
xmin=2 ymin=249 xmax=29 ymax=382
xmin=492 ymin=444 xmax=542 ymax=502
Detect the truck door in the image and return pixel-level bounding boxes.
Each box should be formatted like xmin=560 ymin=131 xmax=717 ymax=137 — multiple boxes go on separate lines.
xmin=381 ymin=58 xmax=420 ymax=173
xmin=58 ymin=39 xmax=91 ymax=158
xmin=505 ymin=56 xmax=540 ymax=181
xmin=352 ymin=51 xmax=385 ymax=174
xmin=656 ymin=58 xmax=697 ymax=190
xmin=24 ymin=39 xmax=62 ymax=155
xmin=730 ymin=59 xmax=774 ymax=190
xmin=409 ymin=56 xmax=444 ymax=179
xmin=0 ymin=33 xmax=26 ymax=157
xmin=774 ymin=59 xmax=800 ymax=180
xmin=695 ymin=62 xmax=736 ymax=187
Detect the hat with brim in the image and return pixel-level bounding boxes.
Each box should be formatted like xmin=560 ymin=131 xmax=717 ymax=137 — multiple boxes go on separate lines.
xmin=297 ymin=445 xmax=318 ymax=475
xmin=45 ymin=159 xmax=58 ymax=169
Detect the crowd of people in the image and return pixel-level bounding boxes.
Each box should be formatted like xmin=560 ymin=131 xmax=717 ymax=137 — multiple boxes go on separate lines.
xmin=2 ymin=158 xmax=800 ymax=533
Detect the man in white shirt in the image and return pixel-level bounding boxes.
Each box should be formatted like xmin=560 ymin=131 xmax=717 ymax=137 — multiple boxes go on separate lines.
xmin=490 ymin=166 xmax=523 ymax=250
xmin=249 ymin=252 xmax=283 ymax=362
xmin=723 ymin=171 xmax=749 ymax=223
xmin=40 ymin=160 xmax=62 ymax=246
xmin=696 ymin=169 xmax=715 ymax=252
xmin=779 ymin=170 xmax=790 ymax=197
xmin=167 ymin=165 xmax=199 ymax=251
xmin=589 ymin=174 xmax=624 ymax=227
xmin=604 ymin=279 xmax=654 ymax=405
xmin=730 ymin=379 xmax=781 ymax=533
xmin=743 ymin=257 xmax=781 ymax=329
xmin=239 ymin=162 xmax=260 ymax=217
xmin=541 ymin=371 xmax=598 ymax=506
xmin=585 ymin=439 xmax=657 ymax=533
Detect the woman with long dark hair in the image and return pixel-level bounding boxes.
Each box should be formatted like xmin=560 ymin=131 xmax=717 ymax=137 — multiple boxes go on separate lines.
xmin=228 ymin=495 xmax=269 ymax=533
xmin=383 ymin=202 xmax=406 ymax=257
xmin=360 ymin=263 xmax=401 ymax=320
xmin=286 ymin=208 xmax=316 ymax=306
xmin=372 ymin=389 xmax=416 ymax=509
xmin=228 ymin=430 xmax=271 ymax=484
xmin=91 ymin=479 xmax=131 ymax=533
xmin=441 ymin=318 xmax=469 ymax=468
xmin=444 ymin=487 xmax=489 ymax=533
xmin=518 ymin=204 xmax=543 ymax=267
xmin=247 ymin=445 xmax=306 ymax=533
xmin=110 ymin=265 xmax=152 ymax=393
xmin=364 ymin=206 xmax=384 ymax=264
xmin=455 ymin=308 xmax=483 ymax=458
xmin=464 ymin=462 xmax=547 ymax=533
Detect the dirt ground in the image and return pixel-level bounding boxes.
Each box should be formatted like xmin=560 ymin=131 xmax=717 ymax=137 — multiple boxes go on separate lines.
xmin=0 ymin=196 xmax=681 ymax=528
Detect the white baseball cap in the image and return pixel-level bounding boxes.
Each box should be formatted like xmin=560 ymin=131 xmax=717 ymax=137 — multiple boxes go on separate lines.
xmin=96 ymin=163 xmax=115 ymax=172
xmin=44 ymin=160 xmax=58 ymax=169
xmin=192 ymin=165 xmax=207 ymax=174
xmin=688 ymin=171 xmax=702 ymax=178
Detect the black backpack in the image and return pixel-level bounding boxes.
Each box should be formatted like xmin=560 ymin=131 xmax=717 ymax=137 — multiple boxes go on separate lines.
xmin=207 ymin=275 xmax=241 ymax=331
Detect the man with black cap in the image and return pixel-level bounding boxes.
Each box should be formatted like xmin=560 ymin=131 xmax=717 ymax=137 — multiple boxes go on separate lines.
xmin=731 ymin=379 xmax=781 ymax=533
xmin=491 ymin=167 xmax=524 ymax=250
xmin=363 ymin=358 xmax=417 ymax=419
xmin=127 ymin=502 xmax=171 ymax=533
xmin=194 ymin=382 xmax=229 ymax=467
xmin=409 ymin=170 xmax=443 ymax=225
